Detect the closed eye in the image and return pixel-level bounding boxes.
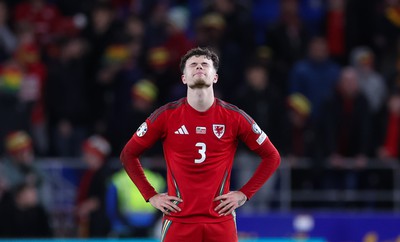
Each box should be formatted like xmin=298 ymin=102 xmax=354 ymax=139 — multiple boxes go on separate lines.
xmin=189 ymin=62 xmax=210 ymax=68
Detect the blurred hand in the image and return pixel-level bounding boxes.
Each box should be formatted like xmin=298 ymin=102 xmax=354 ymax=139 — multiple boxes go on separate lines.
xmin=330 ymin=154 xmax=344 ymax=168
xmin=76 ymin=198 xmax=99 ymax=218
xmin=16 ymin=186 xmax=38 ymax=209
xmin=287 ymin=155 xmax=299 ymax=167
xmin=377 ymin=146 xmax=391 ymax=160
xmin=214 ymin=191 xmax=247 ymax=216
xmin=354 ymin=154 xmax=367 ymax=169
xmin=58 ymin=120 xmax=72 ymax=137
xmin=149 ymin=193 xmax=183 ymax=215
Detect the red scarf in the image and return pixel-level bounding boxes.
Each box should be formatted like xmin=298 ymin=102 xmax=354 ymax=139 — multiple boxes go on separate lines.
xmin=76 ymin=170 xmax=95 ymax=205
xmin=383 ymin=113 xmax=400 ymax=157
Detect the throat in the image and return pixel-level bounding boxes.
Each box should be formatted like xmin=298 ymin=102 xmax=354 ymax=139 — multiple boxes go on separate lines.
xmin=187 ymin=89 xmax=214 ymax=112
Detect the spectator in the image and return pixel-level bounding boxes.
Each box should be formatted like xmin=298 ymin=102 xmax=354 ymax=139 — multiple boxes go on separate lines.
xmin=14 ymin=22 xmax=47 ymax=155
xmin=0 ymin=60 xmax=30 ymax=155
xmin=142 ymin=1 xmax=168 ymax=49
xmin=284 ymin=93 xmax=318 ymax=198
xmin=82 ymin=2 xmax=121 ymax=134
xmin=98 ymin=36 xmax=145 ymax=145
xmin=385 ymin=54 xmax=400 ymax=92
xmin=285 ymin=93 xmax=313 ymax=158
xmin=378 ymin=92 xmax=400 ymax=160
xmin=125 ymin=14 xmax=145 ymax=42
xmin=373 ymin=0 xmax=400 ymax=74
xmin=234 ymin=62 xmax=283 ymax=212
xmin=235 ymin=62 xmax=285 ymax=151
xmin=158 ymin=6 xmax=194 ymax=101
xmin=0 ymin=131 xmax=46 ymax=195
xmin=289 ymin=36 xmax=340 ymax=122
xmin=350 ymin=46 xmax=388 ymax=156
xmin=319 ymin=67 xmax=371 ymax=194
xmin=198 ymin=0 xmax=256 ymax=100
xmin=204 ymin=0 xmax=255 ymax=60
xmin=75 ymin=135 xmax=112 ymax=237
xmin=45 ymin=37 xmax=89 ymax=157
xmin=0 ymin=23 xmax=43 ymax=155
xmin=265 ymin=0 xmax=310 ymax=95
xmin=325 ymin=0 xmax=346 ymax=64
xmin=13 ymin=0 xmax=76 ymax=50
xmin=0 ymin=0 xmax=17 ymax=62
xmin=106 ymin=167 xmax=165 ymax=238
xmin=0 ymin=182 xmax=52 ymax=237
xmin=107 ymin=78 xmax=158 ymax=156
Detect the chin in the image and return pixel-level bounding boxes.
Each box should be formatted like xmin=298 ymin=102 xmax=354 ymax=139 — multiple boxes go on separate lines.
xmin=189 ymin=83 xmax=211 ymax=89
xmin=188 ymin=79 xmax=207 ymax=88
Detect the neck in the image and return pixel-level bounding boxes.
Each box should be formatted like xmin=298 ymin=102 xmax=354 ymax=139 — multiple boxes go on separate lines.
xmin=186 ymin=87 xmax=215 ymax=112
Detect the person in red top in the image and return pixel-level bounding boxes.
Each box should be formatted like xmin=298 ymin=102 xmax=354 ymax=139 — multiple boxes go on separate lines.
xmin=120 ymin=47 xmax=280 ymax=242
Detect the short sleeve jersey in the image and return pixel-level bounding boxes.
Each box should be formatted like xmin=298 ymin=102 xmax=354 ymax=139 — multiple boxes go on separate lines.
xmin=132 ymin=98 xmax=270 ymax=223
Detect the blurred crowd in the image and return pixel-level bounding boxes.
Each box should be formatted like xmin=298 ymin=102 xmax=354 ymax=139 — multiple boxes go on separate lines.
xmin=1 ymin=0 xmax=400 ymax=237
xmin=0 ymin=131 xmax=166 ymax=238
xmin=0 ymin=0 xmax=399 ymax=160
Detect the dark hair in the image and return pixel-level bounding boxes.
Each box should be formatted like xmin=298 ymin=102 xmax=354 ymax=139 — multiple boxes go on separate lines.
xmin=179 ymin=47 xmax=219 ymax=73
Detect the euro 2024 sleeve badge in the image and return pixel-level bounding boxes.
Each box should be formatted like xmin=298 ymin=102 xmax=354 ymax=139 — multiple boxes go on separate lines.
xmin=136 ymin=122 xmax=148 ymax=137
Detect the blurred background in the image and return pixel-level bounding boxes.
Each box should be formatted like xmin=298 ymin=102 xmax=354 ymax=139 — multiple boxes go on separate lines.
xmin=0 ymin=0 xmax=400 ymax=241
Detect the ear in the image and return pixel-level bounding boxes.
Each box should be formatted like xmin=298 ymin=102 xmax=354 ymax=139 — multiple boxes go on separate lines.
xmin=213 ymin=74 xmax=218 ymax=83
xmin=181 ymin=74 xmax=187 ymax=84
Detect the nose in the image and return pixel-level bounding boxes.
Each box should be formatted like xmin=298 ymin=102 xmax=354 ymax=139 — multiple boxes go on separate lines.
xmin=196 ymin=64 xmax=203 ymax=69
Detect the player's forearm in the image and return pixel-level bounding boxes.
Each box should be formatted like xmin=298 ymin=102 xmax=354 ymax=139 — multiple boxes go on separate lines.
xmin=120 ymin=139 xmax=158 ymax=201
xmin=239 ymin=140 xmax=281 ymax=200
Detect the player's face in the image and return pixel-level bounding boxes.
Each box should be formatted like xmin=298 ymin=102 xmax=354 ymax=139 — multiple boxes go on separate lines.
xmin=181 ymin=55 xmax=218 ymax=89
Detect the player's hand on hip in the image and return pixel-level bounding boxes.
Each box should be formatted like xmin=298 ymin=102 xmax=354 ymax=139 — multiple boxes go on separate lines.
xmin=214 ymin=191 xmax=247 ymax=216
xmin=149 ymin=193 xmax=183 ymax=215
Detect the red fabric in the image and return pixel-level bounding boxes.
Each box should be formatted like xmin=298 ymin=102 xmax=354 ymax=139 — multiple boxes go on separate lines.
xmin=76 ymin=170 xmax=95 ymax=205
xmin=164 ymin=32 xmax=194 ymax=71
xmin=383 ymin=113 xmax=400 ymax=157
xmin=291 ymin=127 xmax=305 ymax=156
xmin=14 ymin=2 xmax=72 ymax=46
xmin=327 ymin=11 xmax=345 ymax=56
xmin=162 ymin=218 xmax=238 ymax=242
xmin=120 ymin=140 xmax=157 ymax=201
xmin=120 ymin=98 xmax=280 ymax=223
xmin=338 ymin=98 xmax=354 ymax=154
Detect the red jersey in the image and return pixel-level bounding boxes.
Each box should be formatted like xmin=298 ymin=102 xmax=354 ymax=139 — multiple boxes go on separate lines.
xmin=122 ymin=98 xmax=280 ymax=223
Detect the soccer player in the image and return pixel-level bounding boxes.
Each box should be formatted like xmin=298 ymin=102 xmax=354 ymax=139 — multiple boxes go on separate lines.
xmin=120 ymin=47 xmax=280 ymax=242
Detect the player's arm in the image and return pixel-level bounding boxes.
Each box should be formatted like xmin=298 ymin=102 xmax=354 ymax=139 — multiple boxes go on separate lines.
xmin=120 ymin=136 xmax=157 ymax=201
xmin=214 ymin=137 xmax=280 ymax=216
xmin=239 ymin=137 xmax=280 ymax=199
xmin=120 ymin=138 xmax=182 ymax=214
xmin=236 ymin=113 xmax=281 ymax=200
xmin=214 ymin=111 xmax=280 ymax=215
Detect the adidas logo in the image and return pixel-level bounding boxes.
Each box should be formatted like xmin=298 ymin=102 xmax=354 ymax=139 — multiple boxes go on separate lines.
xmin=174 ymin=125 xmax=189 ymax=134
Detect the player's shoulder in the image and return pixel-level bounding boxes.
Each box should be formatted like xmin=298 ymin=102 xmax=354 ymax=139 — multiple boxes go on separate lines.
xmin=148 ymin=98 xmax=185 ymax=123
xmin=216 ymin=98 xmax=253 ymax=124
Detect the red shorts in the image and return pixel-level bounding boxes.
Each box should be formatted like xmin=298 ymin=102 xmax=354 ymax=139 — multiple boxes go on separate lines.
xmin=161 ymin=218 xmax=238 ymax=242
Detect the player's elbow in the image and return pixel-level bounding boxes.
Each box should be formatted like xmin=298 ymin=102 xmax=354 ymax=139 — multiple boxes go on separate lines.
xmin=258 ymin=143 xmax=281 ymax=170
xmin=119 ymin=143 xmax=134 ymax=166
xmin=119 ymin=147 xmax=124 ymax=158
xmin=271 ymin=148 xmax=281 ymax=170
xmin=120 ymin=139 xmax=145 ymax=165
xmin=262 ymin=144 xmax=281 ymax=171
xmin=120 ymin=147 xmax=128 ymax=166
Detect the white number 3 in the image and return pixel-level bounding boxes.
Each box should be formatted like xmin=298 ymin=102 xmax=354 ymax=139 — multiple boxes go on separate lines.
xmin=195 ymin=142 xmax=206 ymax=163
